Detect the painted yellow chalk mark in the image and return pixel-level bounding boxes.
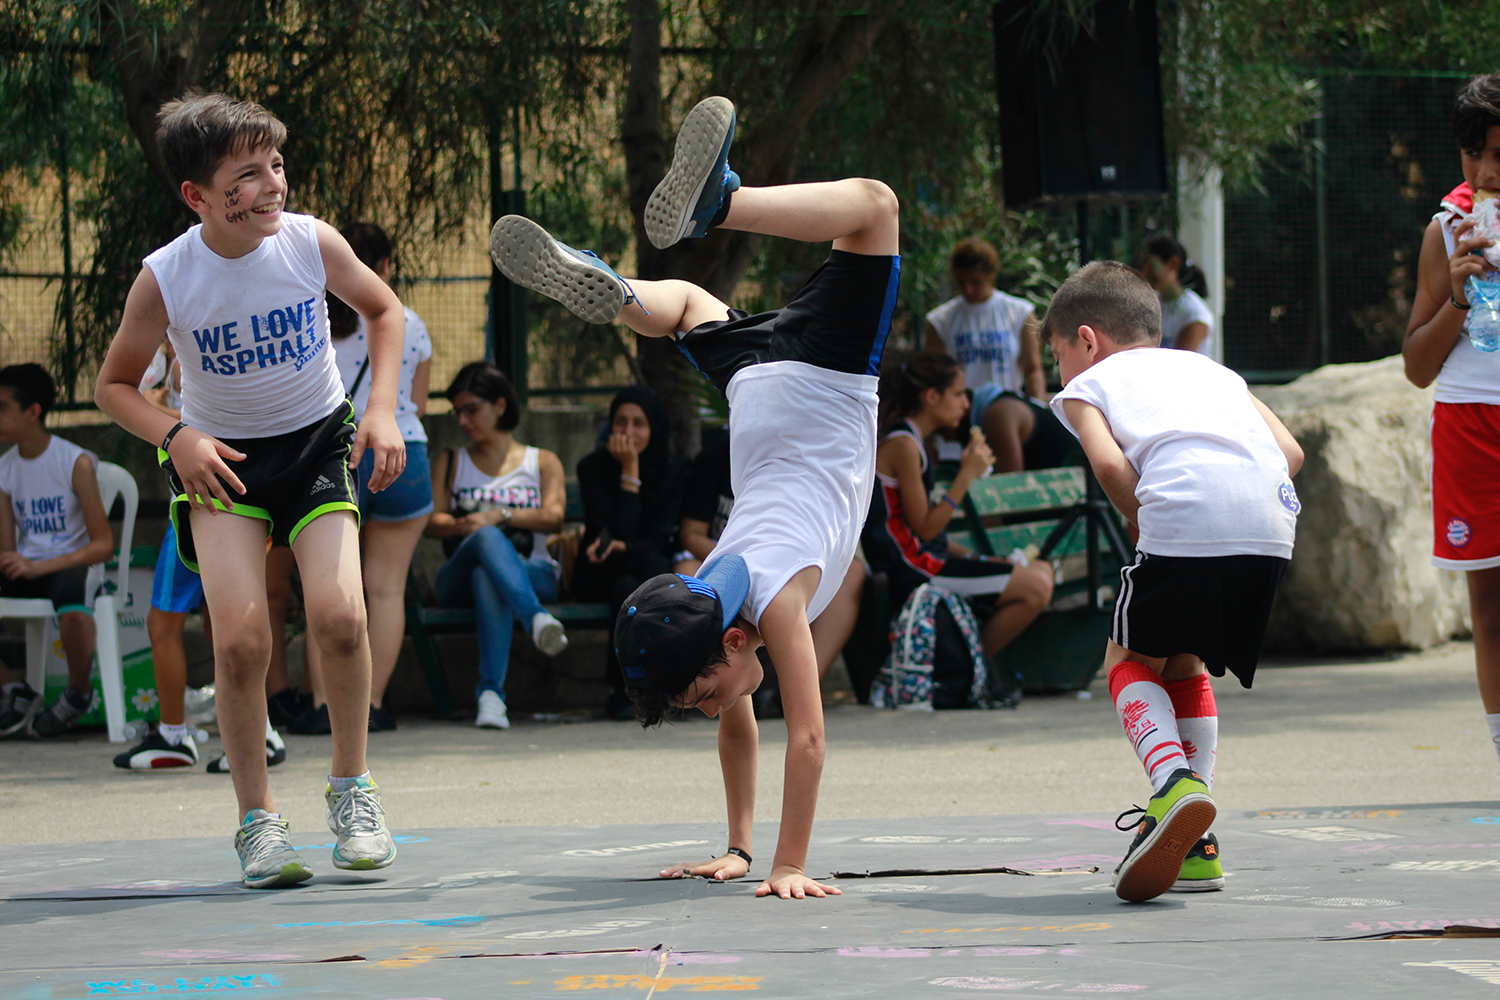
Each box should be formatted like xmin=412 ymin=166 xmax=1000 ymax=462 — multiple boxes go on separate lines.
xmin=553 ymin=974 xmax=762 ymax=991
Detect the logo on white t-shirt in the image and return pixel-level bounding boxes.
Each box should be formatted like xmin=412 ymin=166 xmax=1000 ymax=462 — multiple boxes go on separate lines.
xmin=1447 ymin=517 xmax=1472 ymax=548
xmin=1278 ymin=481 xmax=1301 ymax=515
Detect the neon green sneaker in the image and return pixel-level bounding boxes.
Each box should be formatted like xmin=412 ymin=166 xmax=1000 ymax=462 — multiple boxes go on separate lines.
xmin=1170 ymin=832 xmax=1225 ymax=892
xmin=1112 ymin=768 xmax=1216 ymax=902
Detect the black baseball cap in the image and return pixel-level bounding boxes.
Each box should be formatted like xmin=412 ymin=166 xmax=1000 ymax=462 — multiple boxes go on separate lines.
xmin=615 ymin=554 xmax=752 ymax=694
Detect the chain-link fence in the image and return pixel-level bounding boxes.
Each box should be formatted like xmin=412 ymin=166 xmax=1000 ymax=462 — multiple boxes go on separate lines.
xmin=1223 ymin=70 xmax=1470 ymax=378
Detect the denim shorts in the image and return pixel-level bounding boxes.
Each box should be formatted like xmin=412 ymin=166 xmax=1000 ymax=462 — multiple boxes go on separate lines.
xmin=357 ymin=440 xmax=434 ymax=523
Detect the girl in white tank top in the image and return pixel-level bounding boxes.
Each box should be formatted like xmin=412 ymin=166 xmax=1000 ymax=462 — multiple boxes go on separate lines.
xmin=424 ymin=362 xmax=568 ymax=728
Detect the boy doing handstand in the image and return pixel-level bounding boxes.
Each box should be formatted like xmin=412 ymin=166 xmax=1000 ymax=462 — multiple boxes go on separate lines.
xmin=1043 ymin=262 xmax=1303 ymax=902
xmin=96 ymin=93 xmax=406 ymax=888
xmin=492 ymin=96 xmax=898 ymax=899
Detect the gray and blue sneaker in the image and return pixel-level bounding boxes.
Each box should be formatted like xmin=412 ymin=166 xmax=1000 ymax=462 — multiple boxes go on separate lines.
xmin=235 ymin=809 xmax=314 ymax=889
xmin=490 ymin=215 xmax=639 ymax=325
xmin=325 ymin=776 xmax=397 ymax=871
xmin=644 ymin=96 xmax=740 ymax=250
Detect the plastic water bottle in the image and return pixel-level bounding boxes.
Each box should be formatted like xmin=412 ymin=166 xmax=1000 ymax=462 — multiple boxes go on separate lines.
xmin=184 ymin=685 xmax=216 ymax=725
xmin=120 ymin=719 xmax=148 ymax=741
xmin=1465 ymin=272 xmax=1500 ymax=352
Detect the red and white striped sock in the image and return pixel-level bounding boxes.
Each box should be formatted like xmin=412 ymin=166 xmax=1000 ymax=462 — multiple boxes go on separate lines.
xmin=1166 ymin=673 xmax=1218 ymax=790
xmin=1108 ymin=661 xmax=1188 ymax=793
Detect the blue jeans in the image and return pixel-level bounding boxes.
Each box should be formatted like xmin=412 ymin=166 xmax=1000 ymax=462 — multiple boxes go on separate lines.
xmin=435 ymin=526 xmax=558 ymax=697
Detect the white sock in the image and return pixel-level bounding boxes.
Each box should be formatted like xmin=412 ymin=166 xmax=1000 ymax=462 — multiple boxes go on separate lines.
xmin=1487 ymin=713 xmax=1500 ymax=770
xmin=1165 ymin=673 xmax=1218 ymax=790
xmin=158 ymin=722 xmax=189 ymax=746
xmin=329 ymin=771 xmax=371 ymax=792
xmin=1108 ymin=661 xmax=1188 ymax=793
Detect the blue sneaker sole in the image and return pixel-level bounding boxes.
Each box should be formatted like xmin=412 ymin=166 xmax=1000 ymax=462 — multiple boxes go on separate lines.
xmin=1114 ymin=793 xmax=1216 ymax=902
xmin=490 ymin=216 xmax=625 ymax=325
xmin=644 ymin=96 xmax=736 ymax=249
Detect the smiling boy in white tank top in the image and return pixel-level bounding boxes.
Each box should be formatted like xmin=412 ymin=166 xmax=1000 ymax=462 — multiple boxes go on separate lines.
xmin=95 ymin=93 xmax=407 ymax=889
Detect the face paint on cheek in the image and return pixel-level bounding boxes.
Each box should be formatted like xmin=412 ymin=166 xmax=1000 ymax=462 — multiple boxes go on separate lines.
xmin=226 ymin=209 xmax=249 ymax=224
xmin=224 ymin=185 xmax=242 ymax=207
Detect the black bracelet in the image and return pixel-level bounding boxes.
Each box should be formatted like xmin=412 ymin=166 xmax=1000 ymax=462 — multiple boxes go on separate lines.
xmin=1453 ymin=294 xmax=1472 ymax=310
xmin=726 ymin=847 xmax=752 ymax=866
xmin=161 ymin=421 xmax=187 ymax=453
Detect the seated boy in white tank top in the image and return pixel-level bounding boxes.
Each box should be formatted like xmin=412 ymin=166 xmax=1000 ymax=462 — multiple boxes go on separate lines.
xmin=95 ymin=93 xmax=407 ymax=889
xmin=492 ymin=96 xmax=899 ymax=901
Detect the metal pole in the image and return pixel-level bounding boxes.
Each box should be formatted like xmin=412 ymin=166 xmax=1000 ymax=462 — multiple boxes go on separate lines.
xmin=1314 ymin=83 xmax=1330 ymax=368
xmin=57 ymin=117 xmax=76 ymax=403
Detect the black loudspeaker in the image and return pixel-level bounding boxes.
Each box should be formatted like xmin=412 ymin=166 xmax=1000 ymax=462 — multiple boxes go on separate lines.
xmin=994 ymin=0 xmax=1168 ymax=205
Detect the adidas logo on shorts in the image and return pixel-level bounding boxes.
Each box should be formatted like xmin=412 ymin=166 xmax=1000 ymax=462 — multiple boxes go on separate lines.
xmin=311 ymin=475 xmax=336 ymax=494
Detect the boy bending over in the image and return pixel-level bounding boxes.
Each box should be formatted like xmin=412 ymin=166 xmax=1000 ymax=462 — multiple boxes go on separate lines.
xmin=1043 ymin=261 xmax=1303 ymax=902
xmin=492 ymin=96 xmax=897 ymax=899
xmin=96 ymin=93 xmax=406 ymax=888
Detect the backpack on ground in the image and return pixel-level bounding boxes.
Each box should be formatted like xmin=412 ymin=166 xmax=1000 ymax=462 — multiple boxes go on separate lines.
xmin=870 ymin=583 xmax=1022 ymax=711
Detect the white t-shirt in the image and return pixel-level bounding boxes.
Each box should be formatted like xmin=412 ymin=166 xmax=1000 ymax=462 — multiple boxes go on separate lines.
xmin=449 ymin=446 xmax=557 ymax=570
xmin=1158 ymin=288 xmax=1215 ymax=356
xmin=144 ymin=212 xmax=346 ymax=439
xmin=925 ymin=291 xmax=1034 ymax=394
xmin=1050 ymin=349 xmax=1297 ymax=559
xmin=333 ymin=307 xmax=432 ymax=442
xmin=1434 ymin=212 xmax=1500 ymax=405
xmin=699 ymin=360 xmax=877 ymax=626
xmin=0 ymin=436 xmax=99 ymax=561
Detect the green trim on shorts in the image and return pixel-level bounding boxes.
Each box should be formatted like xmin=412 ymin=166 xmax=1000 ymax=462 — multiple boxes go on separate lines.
xmin=167 ymin=494 xmax=273 ymax=574
xmin=54 ymin=603 xmax=92 ymax=617
xmin=288 ymin=501 xmax=360 ymax=548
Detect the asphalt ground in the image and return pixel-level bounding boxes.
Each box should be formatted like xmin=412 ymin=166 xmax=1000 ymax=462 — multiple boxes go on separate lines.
xmin=2 ymin=640 xmax=1494 ymax=849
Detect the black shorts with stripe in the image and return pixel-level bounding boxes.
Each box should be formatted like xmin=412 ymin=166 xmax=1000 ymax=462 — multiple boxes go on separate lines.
xmin=675 ymin=250 xmax=900 ymax=396
xmin=160 ymin=399 xmax=359 ymax=573
xmin=1111 ymin=551 xmax=1288 ymax=689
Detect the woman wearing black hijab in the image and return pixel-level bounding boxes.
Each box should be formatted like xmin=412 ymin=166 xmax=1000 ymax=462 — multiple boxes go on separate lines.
xmin=574 ymin=385 xmax=690 ymax=719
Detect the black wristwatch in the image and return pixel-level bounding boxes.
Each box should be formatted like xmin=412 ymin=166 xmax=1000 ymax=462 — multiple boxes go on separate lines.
xmin=726 ymin=847 xmax=752 ymax=866
xmin=1453 ymin=294 xmax=1472 ymax=310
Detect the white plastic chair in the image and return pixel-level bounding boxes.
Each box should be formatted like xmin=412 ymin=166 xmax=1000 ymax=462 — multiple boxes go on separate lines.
xmin=0 ymin=460 xmax=138 ymax=742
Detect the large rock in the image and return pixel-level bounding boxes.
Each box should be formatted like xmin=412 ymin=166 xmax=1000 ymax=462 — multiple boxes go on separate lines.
xmin=1256 ymin=355 xmax=1469 ymax=651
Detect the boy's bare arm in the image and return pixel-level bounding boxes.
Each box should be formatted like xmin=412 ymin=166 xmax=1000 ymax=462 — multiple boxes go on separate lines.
xmin=95 ymin=269 xmax=248 ymax=512
xmin=1404 ymin=218 xmax=1486 ymax=388
xmin=662 ymin=694 xmax=759 ymax=881
xmin=317 ymin=220 xmax=405 ymax=491
xmin=1020 ymin=313 xmax=1047 ymax=399
xmin=756 ymin=566 xmax=842 ymax=900
xmin=1061 ymin=399 xmax=1140 ymax=527
xmin=1249 ymin=394 xmax=1304 ymax=477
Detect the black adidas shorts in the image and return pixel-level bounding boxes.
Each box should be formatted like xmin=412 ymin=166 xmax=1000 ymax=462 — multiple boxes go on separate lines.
xmin=676 ymin=250 xmax=900 ymax=396
xmin=1111 ymin=552 xmax=1288 ymax=689
xmin=160 ymin=399 xmax=359 ymax=573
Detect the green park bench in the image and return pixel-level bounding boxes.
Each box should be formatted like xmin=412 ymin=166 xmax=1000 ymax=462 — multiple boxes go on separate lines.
xmin=403 ymin=480 xmax=614 ymax=717
xmin=844 ymin=465 xmax=1133 ymax=697
xmin=944 ymin=464 xmax=1133 ymax=692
